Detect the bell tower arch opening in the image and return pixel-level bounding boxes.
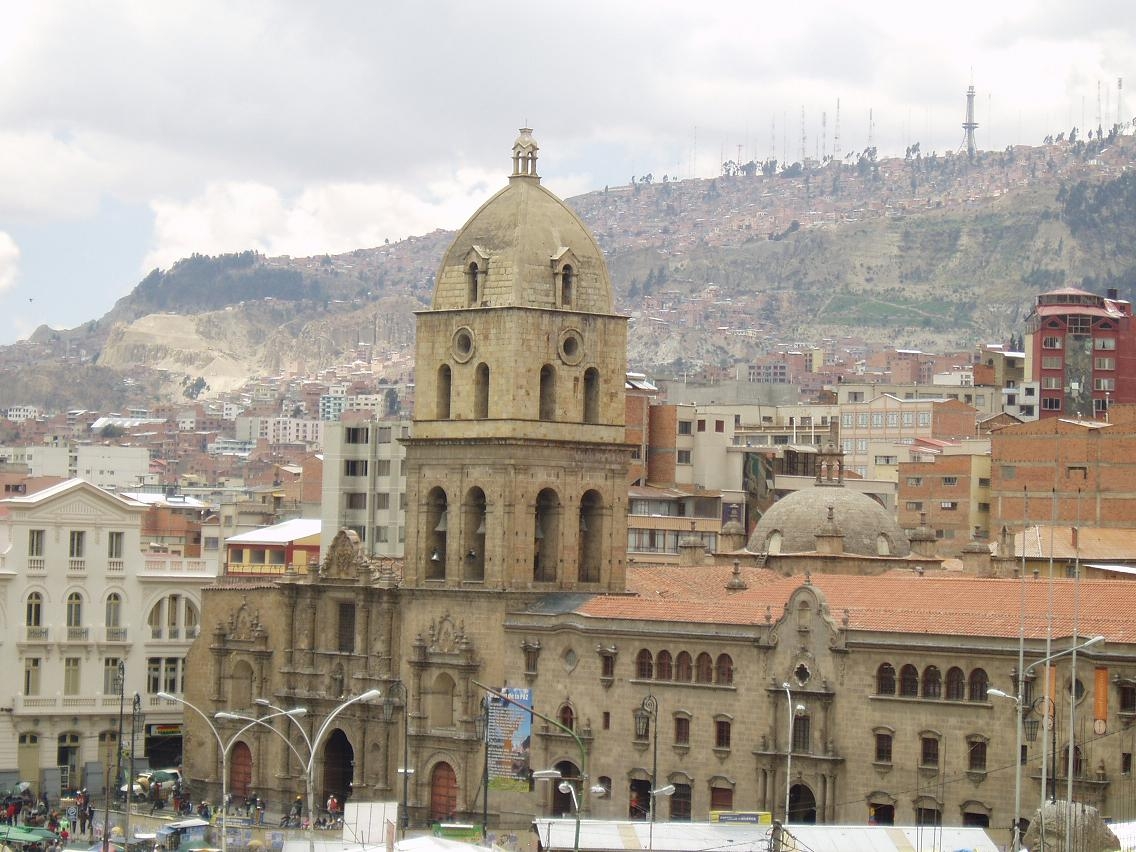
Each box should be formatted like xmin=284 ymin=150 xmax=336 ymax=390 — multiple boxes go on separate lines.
xmin=533 ymin=489 xmax=560 ymax=582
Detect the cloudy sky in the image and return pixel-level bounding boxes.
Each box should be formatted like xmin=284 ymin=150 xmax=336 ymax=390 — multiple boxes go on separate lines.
xmin=0 ymin=0 xmax=1131 ymax=344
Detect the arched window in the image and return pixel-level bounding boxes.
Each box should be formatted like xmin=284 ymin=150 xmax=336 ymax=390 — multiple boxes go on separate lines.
xmin=695 ymin=653 xmax=713 ymax=684
xmin=675 ymin=652 xmax=693 ymax=682
xmin=946 ymin=667 xmax=966 ymax=700
xmin=539 ymin=365 xmax=556 ymax=421
xmin=578 ymin=490 xmax=602 ymax=583
xmin=899 ymin=664 xmax=919 ymax=697
xmin=765 ymin=530 xmax=783 ymax=555
xmin=467 ymin=262 xmax=481 ymax=306
xmin=876 ymin=663 xmax=896 ymax=695
xmin=462 ymin=487 xmax=486 ymax=582
xmin=583 ymin=368 xmax=599 ymax=424
xmin=561 ymin=264 xmax=574 ymax=306
xmin=655 ymin=651 xmax=673 ymax=681
xmin=635 ymin=649 xmax=653 ymax=680
xmin=426 ymin=487 xmax=448 ymax=581
xmin=105 ymin=593 xmax=122 ymax=628
xmin=26 ymin=592 xmax=43 ymax=627
xmin=474 ymin=363 xmax=490 ymax=419
xmin=876 ymin=533 xmax=892 ymax=555
xmin=558 ymin=704 xmax=575 ymax=731
xmin=436 ymin=365 xmax=452 ymax=419
xmin=533 ymin=489 xmax=560 ymax=582
xmin=715 ymin=654 xmax=734 ymax=685
xmin=922 ymin=666 xmax=942 ymax=699
xmin=968 ymin=668 xmax=989 ymax=702
xmin=1064 ymin=744 xmax=1083 ymax=777
xmin=66 ymin=592 xmax=83 ymax=627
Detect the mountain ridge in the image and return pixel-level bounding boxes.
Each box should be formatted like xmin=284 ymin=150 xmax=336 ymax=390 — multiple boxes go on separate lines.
xmin=3 ymin=135 xmax=1136 ymax=411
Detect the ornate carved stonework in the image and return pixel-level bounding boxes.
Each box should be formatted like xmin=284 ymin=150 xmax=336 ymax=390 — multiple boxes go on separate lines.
xmin=322 ymin=528 xmax=368 ymax=579
xmin=227 ymin=598 xmax=262 ymax=641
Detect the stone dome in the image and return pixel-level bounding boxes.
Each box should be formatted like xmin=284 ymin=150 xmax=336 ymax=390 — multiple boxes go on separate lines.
xmin=748 ymin=486 xmax=911 ymax=558
xmin=431 ymin=128 xmax=614 ymax=314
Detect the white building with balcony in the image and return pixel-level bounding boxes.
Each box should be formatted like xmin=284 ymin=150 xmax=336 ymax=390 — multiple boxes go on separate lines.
xmin=0 ymin=479 xmax=214 ymax=799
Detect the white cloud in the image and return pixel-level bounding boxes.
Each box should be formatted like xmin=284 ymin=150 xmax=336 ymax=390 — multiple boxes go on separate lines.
xmin=142 ymin=169 xmax=502 ymax=272
xmin=0 ymin=232 xmax=19 ymax=292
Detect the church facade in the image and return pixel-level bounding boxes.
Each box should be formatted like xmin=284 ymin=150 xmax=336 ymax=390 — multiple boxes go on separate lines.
xmin=180 ymin=133 xmax=1136 ymax=846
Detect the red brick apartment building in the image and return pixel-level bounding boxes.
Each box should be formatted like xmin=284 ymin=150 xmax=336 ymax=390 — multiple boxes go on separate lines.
xmin=990 ymin=404 xmax=1136 ymax=528
xmin=1025 ymin=285 xmax=1135 ymax=419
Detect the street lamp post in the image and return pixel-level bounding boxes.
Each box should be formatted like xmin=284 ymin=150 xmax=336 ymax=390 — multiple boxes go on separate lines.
xmin=781 ymin=683 xmax=805 ymax=825
xmin=635 ymin=695 xmax=660 ymax=822
xmin=382 ymin=682 xmax=411 ymax=838
xmin=103 ymin=660 xmax=124 ymax=852
xmin=475 ymin=682 xmax=586 ymax=852
xmin=301 ymin=690 xmax=382 ymax=852
xmin=160 ymin=693 xmax=307 ymax=852
xmin=126 ymin=693 xmax=141 ymax=842
xmin=474 ymin=698 xmax=489 ymax=836
xmin=236 ymin=691 xmax=381 ymax=852
xmin=988 ymin=634 xmax=1104 ymax=852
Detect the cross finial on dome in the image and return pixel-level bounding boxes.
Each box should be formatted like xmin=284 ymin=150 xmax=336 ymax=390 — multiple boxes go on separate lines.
xmin=511 ymin=127 xmax=540 ymax=179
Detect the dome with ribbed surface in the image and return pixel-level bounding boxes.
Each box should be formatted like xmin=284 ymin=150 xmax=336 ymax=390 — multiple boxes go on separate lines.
xmin=748 ymin=486 xmax=911 ymax=558
xmin=430 ymin=129 xmax=614 ymax=314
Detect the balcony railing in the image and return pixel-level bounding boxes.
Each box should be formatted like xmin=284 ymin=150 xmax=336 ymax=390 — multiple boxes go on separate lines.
xmin=107 ymin=559 xmax=125 ymax=574
xmin=25 ymin=626 xmax=49 ymax=642
xmin=27 ymin=558 xmax=46 ymax=574
xmin=66 ymin=626 xmax=89 ymax=641
xmin=68 ymin=558 xmax=86 ymax=573
xmin=105 ymin=627 xmax=128 ymax=642
xmin=141 ymin=557 xmax=214 ymax=578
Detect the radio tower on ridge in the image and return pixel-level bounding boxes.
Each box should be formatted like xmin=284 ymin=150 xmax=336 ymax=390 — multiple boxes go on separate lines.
xmin=962 ymin=84 xmax=979 ymax=159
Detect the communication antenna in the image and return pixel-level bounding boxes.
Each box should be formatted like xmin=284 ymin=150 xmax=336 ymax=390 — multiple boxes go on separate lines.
xmin=1119 ymin=78 xmax=1124 ymax=127
xmin=801 ymin=106 xmax=807 ymax=164
xmin=868 ymin=107 xmax=875 ymax=151
xmin=834 ymin=98 xmax=841 ymax=160
xmin=821 ymin=111 xmax=827 ymax=161
xmin=962 ymin=84 xmax=978 ymax=158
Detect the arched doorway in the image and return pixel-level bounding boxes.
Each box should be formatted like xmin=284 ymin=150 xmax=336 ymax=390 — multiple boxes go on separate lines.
xmin=549 ymin=760 xmax=580 ymax=817
xmin=429 ymin=763 xmax=457 ymax=823
xmin=229 ymin=742 xmax=252 ymax=800
xmin=321 ymin=729 xmax=355 ymax=805
xmin=788 ymin=783 xmax=817 ymax=823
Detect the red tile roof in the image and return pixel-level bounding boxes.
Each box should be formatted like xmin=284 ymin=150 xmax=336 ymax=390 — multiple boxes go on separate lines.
xmin=575 ymin=564 xmax=1136 ymax=642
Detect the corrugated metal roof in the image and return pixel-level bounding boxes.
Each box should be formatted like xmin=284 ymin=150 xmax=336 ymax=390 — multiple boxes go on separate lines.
xmin=225 ymin=518 xmax=321 ymax=544
xmin=532 ymin=819 xmax=1000 ymax=852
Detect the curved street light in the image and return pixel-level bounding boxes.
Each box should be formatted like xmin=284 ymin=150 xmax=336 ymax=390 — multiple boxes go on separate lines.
xmin=988 ymin=634 xmax=1104 ymax=852
xmin=162 ymin=689 xmax=379 ymax=852
xmin=478 ymin=681 xmax=586 ymax=852
xmin=158 ymin=694 xmax=302 ymax=852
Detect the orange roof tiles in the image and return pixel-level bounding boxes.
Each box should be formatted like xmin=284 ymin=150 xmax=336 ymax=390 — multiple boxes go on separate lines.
xmin=574 ymin=564 xmax=1136 ymax=643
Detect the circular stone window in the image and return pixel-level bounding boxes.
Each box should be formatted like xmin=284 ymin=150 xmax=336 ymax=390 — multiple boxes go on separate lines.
xmin=451 ymin=327 xmax=475 ymax=363
xmin=558 ymin=328 xmax=584 ymax=366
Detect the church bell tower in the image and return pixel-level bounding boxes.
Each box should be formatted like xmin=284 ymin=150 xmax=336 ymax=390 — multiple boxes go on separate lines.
xmin=403 ymin=129 xmax=629 ymax=592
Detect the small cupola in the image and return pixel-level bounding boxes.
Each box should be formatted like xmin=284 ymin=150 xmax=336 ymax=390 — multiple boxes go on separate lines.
xmin=511 ymin=127 xmax=540 ymax=179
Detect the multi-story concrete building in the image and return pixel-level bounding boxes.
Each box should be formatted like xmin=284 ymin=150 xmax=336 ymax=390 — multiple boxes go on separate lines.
xmin=838 ymin=395 xmax=979 ymax=479
xmin=0 ymin=444 xmax=153 ymax=492
xmin=0 ymin=479 xmax=211 ymax=797
xmin=1024 ymin=285 xmax=1135 ymax=419
xmin=896 ymin=440 xmax=992 ymax=548
xmin=319 ymin=415 xmax=411 ymax=558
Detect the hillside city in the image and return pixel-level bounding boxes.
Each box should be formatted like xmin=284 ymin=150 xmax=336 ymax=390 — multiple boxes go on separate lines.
xmin=1 ymin=124 xmax=1136 ymax=852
